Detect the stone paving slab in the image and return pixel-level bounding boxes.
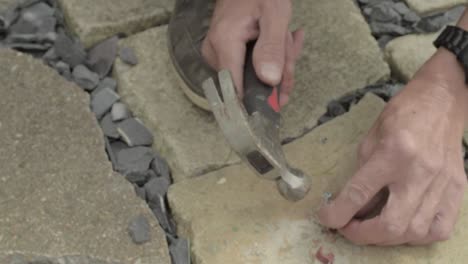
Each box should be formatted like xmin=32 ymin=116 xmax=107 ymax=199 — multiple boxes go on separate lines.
xmin=0 ymin=49 xmax=170 ymax=264
xmin=114 ymin=26 xmax=240 ymax=182
xmin=57 ymin=0 xmax=174 ymax=48
xmin=385 ymin=33 xmax=437 ymax=82
xmin=404 ymin=0 xmax=467 ymax=16
xmin=168 ymin=94 xmax=468 ymax=264
xmin=115 ymin=0 xmax=389 ymax=181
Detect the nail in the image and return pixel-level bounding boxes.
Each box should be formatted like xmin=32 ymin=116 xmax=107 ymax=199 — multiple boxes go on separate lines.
xmin=260 ymin=63 xmax=281 ymax=84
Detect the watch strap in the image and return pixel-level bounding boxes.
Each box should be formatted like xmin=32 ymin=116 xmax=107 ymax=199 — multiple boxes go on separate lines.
xmin=434 ymin=25 xmax=468 ymax=83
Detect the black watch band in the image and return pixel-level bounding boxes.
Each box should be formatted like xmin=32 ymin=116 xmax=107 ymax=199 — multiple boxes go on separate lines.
xmin=434 ymin=25 xmax=468 ymax=83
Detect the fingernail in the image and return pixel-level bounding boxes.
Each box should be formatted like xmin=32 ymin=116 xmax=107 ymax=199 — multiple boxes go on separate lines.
xmin=260 ymin=63 xmax=281 ymax=84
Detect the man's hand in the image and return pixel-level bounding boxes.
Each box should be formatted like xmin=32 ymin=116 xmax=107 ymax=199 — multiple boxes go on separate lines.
xmin=318 ymin=48 xmax=468 ymax=246
xmin=201 ymin=0 xmax=304 ymax=107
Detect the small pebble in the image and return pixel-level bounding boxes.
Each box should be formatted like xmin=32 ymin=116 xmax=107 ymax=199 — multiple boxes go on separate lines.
xmin=92 ymin=77 xmax=118 ymax=97
xmin=72 ymin=64 xmax=99 ymax=91
xmin=87 ymin=36 xmax=119 ymax=78
xmin=151 ymin=153 xmax=171 ymax=180
xmin=111 ymin=102 xmax=131 ymax=122
xmin=91 ymin=87 xmax=120 ymax=119
xmin=168 ymin=235 xmax=191 ymax=264
xmin=127 ymin=215 xmax=151 ymax=244
xmin=119 ymin=46 xmax=138 ymax=66
xmin=54 ymin=31 xmax=86 ymax=67
xmin=99 ymin=113 xmax=120 ymax=139
xmin=117 ymin=118 xmax=153 ymax=147
xmin=115 ymin=146 xmax=154 ymax=176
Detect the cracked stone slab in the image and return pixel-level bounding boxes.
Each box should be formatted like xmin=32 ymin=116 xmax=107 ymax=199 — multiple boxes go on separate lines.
xmin=404 ymin=0 xmax=467 ymax=16
xmin=0 ymin=49 xmax=170 ymax=263
xmin=385 ymin=33 xmax=438 ymax=82
xmin=114 ymin=0 xmax=389 ymax=181
xmin=168 ymin=94 xmax=468 ymax=264
xmin=56 ymin=0 xmax=174 ymax=48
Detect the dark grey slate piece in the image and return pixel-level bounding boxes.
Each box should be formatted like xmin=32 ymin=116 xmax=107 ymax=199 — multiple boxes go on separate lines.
xmin=127 ymin=215 xmax=151 ymax=244
xmin=110 ymin=140 xmax=129 ymax=155
xmin=72 ymin=64 xmax=99 ymax=91
xmin=9 ymin=18 xmax=36 ymax=34
xmin=91 ymin=87 xmax=120 ymax=119
xmin=55 ymin=61 xmax=71 ymax=80
xmin=42 ymin=47 xmax=58 ymax=62
xmin=104 ymin=136 xmax=118 ymax=170
xmin=6 ymin=41 xmax=51 ymax=51
xmin=117 ymin=118 xmax=153 ymax=147
xmin=369 ymin=2 xmax=401 ymax=23
xmin=0 ymin=6 xmax=20 ymax=29
xmin=370 ymin=21 xmax=408 ymax=36
xmin=145 ymin=177 xmax=171 ymax=203
xmin=148 ymin=196 xmax=174 ymax=234
xmin=377 ymin=35 xmax=393 ymax=48
xmin=22 ymin=2 xmax=54 ymax=21
xmin=92 ymin=77 xmax=117 ymax=97
xmin=87 ymin=36 xmax=119 ymax=78
xmin=111 ymin=102 xmax=131 ymax=122
xmin=168 ymin=236 xmax=191 ymax=264
xmin=414 ymin=15 xmax=448 ymax=33
xmin=125 ymin=170 xmax=154 ymax=186
xmin=445 ymin=5 xmax=466 ymax=22
xmin=151 ymin=153 xmax=171 ymax=181
xmin=119 ymin=46 xmax=138 ymax=66
xmin=327 ymin=100 xmax=346 ymax=117
xmin=99 ymin=113 xmax=120 ymax=139
xmin=54 ymin=31 xmax=86 ymax=67
xmin=115 ymin=146 xmax=154 ymax=176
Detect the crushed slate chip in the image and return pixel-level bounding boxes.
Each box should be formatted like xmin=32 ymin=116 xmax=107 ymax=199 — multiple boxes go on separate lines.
xmin=54 ymin=61 xmax=71 ymax=80
xmin=72 ymin=64 xmax=99 ymax=91
xmin=99 ymin=113 xmax=120 ymax=139
xmin=145 ymin=177 xmax=171 ymax=203
xmin=149 ymin=195 xmax=174 ymax=234
xmin=134 ymin=185 xmax=147 ymax=200
xmin=115 ymin=147 xmax=154 ymax=176
xmin=92 ymin=77 xmax=117 ymax=97
xmin=111 ymin=102 xmax=131 ymax=122
xmin=151 ymin=153 xmax=171 ymax=181
xmin=117 ymin=118 xmax=153 ymax=147
xmin=126 ymin=170 xmax=153 ymax=186
xmin=91 ymin=87 xmax=120 ymax=119
xmin=168 ymin=235 xmax=191 ymax=264
xmin=119 ymin=46 xmax=138 ymax=66
xmin=87 ymin=36 xmax=119 ymax=78
xmin=128 ymin=215 xmax=151 ymax=245
xmin=54 ymin=31 xmax=86 ymax=67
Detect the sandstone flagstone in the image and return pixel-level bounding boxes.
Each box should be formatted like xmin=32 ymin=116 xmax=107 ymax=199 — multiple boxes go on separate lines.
xmin=57 ymin=0 xmax=174 ymax=48
xmin=385 ymin=33 xmax=438 ymax=82
xmin=168 ymin=94 xmax=468 ymax=264
xmin=0 ymin=49 xmax=170 ymax=264
xmin=404 ymin=0 xmax=467 ymax=16
xmin=115 ymin=0 xmax=389 ymax=181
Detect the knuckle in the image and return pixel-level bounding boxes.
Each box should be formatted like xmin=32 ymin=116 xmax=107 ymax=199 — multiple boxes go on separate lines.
xmin=380 ymin=131 xmax=418 ymax=159
xmin=345 ymin=182 xmax=372 ymax=207
xmin=408 ymin=219 xmax=430 ymax=239
xmin=208 ymin=21 xmax=234 ymax=47
xmin=431 ymin=224 xmax=453 ymax=241
xmin=381 ymin=217 xmax=407 ymax=237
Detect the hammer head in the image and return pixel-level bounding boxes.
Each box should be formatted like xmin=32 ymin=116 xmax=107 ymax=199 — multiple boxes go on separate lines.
xmin=202 ymin=70 xmax=311 ymax=201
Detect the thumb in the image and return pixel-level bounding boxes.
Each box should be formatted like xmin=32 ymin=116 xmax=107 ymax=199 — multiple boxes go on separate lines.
xmin=253 ymin=1 xmax=292 ymax=86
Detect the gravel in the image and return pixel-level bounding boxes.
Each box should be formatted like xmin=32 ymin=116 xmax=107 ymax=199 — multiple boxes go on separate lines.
xmin=111 ymin=102 xmax=131 ymax=122
xmin=99 ymin=113 xmax=120 ymax=139
xmin=115 ymin=146 xmax=154 ymax=176
xmin=127 ymin=215 xmax=151 ymax=245
xmin=87 ymin=36 xmax=118 ymax=78
xmin=117 ymin=118 xmax=153 ymax=147
xmin=119 ymin=46 xmax=138 ymax=66
xmin=72 ymin=64 xmax=100 ymax=91
xmin=91 ymin=87 xmax=120 ymax=119
xmin=168 ymin=235 xmax=191 ymax=264
xmin=54 ymin=31 xmax=86 ymax=67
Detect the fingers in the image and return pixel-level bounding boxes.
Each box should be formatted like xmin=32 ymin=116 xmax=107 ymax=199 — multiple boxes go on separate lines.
xmin=279 ymin=29 xmax=304 ymax=107
xmin=253 ymin=0 xmax=292 ymax=86
xmin=318 ymin=154 xmax=392 ymax=229
xmin=410 ymin=175 xmax=467 ymax=245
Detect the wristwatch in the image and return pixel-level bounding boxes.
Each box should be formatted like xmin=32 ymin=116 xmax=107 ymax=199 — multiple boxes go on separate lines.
xmin=434 ymin=25 xmax=468 ymax=83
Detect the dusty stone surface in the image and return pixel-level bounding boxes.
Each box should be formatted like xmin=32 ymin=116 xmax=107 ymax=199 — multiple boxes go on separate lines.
xmin=283 ymin=0 xmax=389 ymax=139
xmin=404 ymin=0 xmax=467 ymax=15
xmin=385 ymin=33 xmax=437 ymax=82
xmin=57 ymin=0 xmax=174 ymax=48
xmin=0 ymin=0 xmax=16 ymax=11
xmin=168 ymin=94 xmax=468 ymax=264
xmin=114 ymin=26 xmax=240 ymax=182
xmin=0 ymin=49 xmax=170 ymax=264
xmin=115 ymin=0 xmax=389 ymax=181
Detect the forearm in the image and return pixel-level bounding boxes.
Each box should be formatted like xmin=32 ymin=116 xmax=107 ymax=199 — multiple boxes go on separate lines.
xmin=414 ymin=8 xmax=468 ymax=119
